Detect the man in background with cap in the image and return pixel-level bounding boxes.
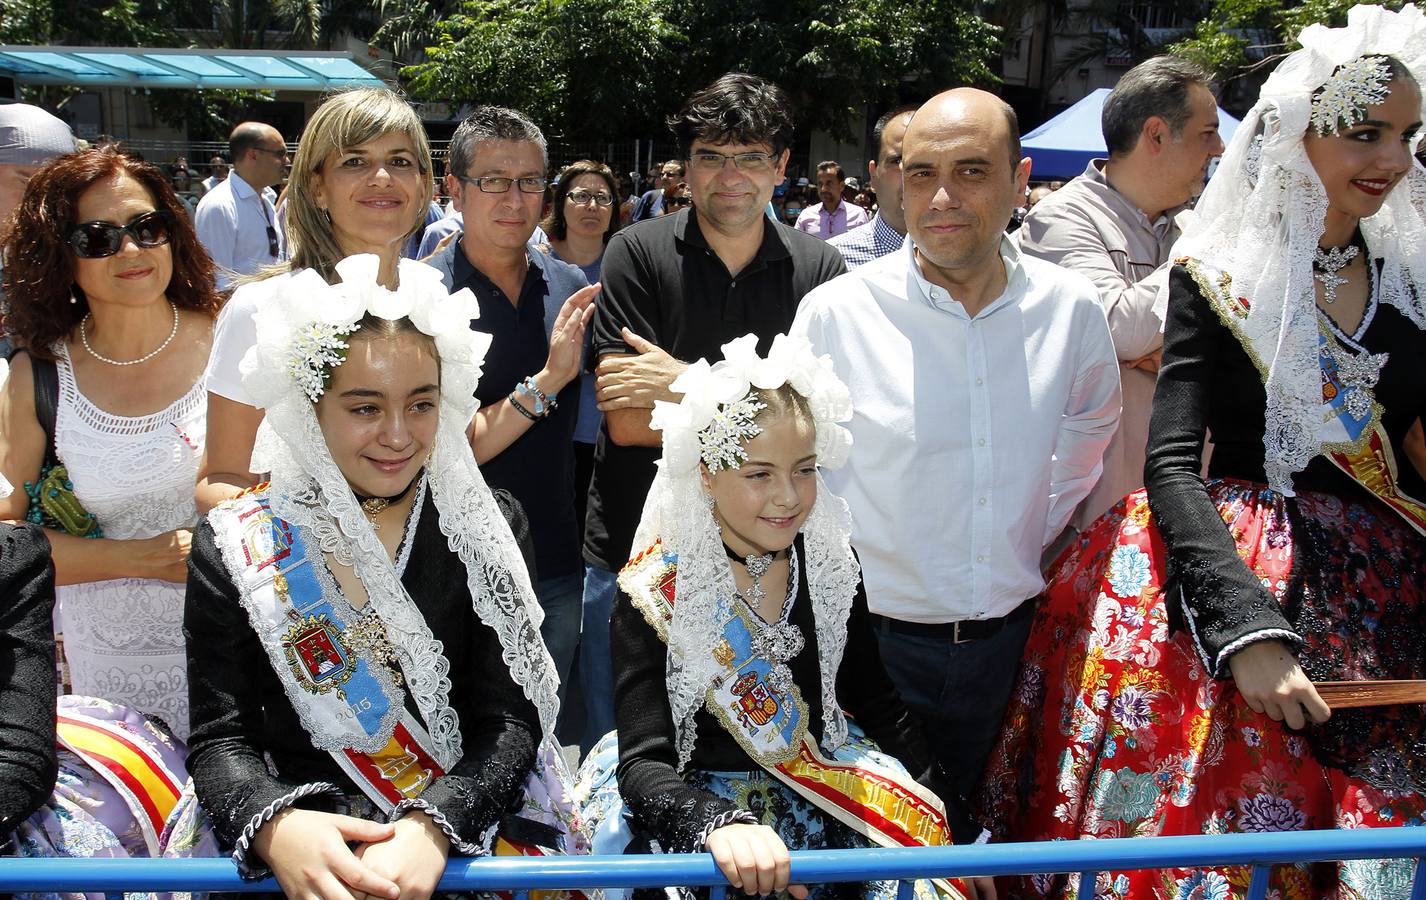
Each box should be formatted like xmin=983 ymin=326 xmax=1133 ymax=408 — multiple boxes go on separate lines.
xmin=0 ymin=103 xmax=78 ymax=372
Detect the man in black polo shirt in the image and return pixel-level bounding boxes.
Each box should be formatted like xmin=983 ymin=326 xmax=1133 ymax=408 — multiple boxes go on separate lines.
xmin=577 ymin=72 xmax=845 ymax=751
xmin=426 ymin=106 xmax=597 ymax=695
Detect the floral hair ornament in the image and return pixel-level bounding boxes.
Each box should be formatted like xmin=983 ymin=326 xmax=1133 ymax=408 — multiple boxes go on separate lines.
xmin=650 ymin=332 xmax=853 ymax=475
xmin=1310 ymin=55 xmax=1393 ymax=136
xmin=243 ymin=253 xmax=489 ymax=418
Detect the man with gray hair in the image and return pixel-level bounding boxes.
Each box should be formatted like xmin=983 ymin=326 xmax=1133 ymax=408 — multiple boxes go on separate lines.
xmin=1 ymin=103 xmax=77 ymax=368
xmin=1019 ymin=55 xmax=1223 ymax=528
xmin=425 ymin=105 xmax=597 ymax=697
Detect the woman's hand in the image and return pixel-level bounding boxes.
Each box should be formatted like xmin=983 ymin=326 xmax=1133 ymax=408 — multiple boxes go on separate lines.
xmin=251 ymin=807 xmax=400 ymax=900
xmin=538 ymin=283 xmax=599 ymax=393
xmin=1227 ymin=639 xmax=1331 ymax=730
xmin=131 ymin=528 xmax=193 ymax=583
xmin=352 ymin=811 xmax=450 ymax=900
xmin=705 ymin=823 xmax=807 ymax=899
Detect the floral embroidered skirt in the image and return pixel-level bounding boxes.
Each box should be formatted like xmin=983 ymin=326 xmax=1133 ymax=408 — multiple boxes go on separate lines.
xmin=976 ymin=481 xmax=1426 ymax=899
xmin=9 ymin=695 xmax=217 ymax=900
xmin=575 ymin=725 xmax=942 ymax=900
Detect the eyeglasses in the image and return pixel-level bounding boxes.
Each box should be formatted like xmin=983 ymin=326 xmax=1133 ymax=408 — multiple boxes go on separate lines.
xmin=254 ymin=146 xmax=289 ymax=160
xmin=666 ymin=195 xmax=692 ymax=208
xmin=457 ymin=175 xmax=548 ymax=194
xmin=688 ymin=151 xmax=776 ymax=173
xmin=567 ymin=188 xmax=614 ymax=207
xmin=660 ymin=169 xmax=684 ymax=179
xmin=67 ymin=210 xmax=174 ymax=259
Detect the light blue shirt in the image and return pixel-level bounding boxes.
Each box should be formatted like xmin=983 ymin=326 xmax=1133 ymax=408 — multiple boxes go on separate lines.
xmin=194 ymin=171 xmax=285 ymax=290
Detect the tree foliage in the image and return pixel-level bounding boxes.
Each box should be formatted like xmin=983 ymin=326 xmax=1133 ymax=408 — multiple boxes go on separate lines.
xmin=1169 ymin=0 xmax=1403 ymax=84
xmin=392 ymin=0 xmax=1001 ymax=142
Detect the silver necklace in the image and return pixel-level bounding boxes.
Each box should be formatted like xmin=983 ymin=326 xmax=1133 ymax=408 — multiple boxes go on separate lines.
xmin=734 ymin=546 xmax=803 ymax=693
xmin=1313 ymin=245 xmax=1359 ymax=305
xmin=80 ymin=301 xmax=179 ymax=366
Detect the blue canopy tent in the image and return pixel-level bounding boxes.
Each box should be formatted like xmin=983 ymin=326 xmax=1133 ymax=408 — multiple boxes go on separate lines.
xmin=1021 ymin=87 xmax=1241 ymax=181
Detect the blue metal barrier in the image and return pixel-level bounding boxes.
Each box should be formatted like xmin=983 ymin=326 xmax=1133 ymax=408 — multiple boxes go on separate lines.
xmin=1 ymin=828 xmax=1424 ymax=899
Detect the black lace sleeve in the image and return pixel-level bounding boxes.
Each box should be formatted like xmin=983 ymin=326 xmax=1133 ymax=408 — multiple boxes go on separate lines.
xmin=1144 ymin=265 xmax=1301 ymax=676
xmin=0 ymin=524 xmax=58 ymax=837
xmin=835 ymin=577 xmax=984 ymax=845
xmin=184 ymin=521 xmax=343 ymax=870
xmin=611 ymin=587 xmax=754 ymax=853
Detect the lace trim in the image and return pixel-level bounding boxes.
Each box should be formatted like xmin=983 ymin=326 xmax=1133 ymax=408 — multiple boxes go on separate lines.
xmin=1216 ymin=627 xmax=1304 ymax=677
xmin=696 ymin=808 xmax=760 ymax=850
xmin=55 ymin=342 xmax=207 ymax=437
xmin=390 ymin=796 xmax=483 ymax=855
xmin=230 ymin=781 xmax=344 ymax=878
xmin=393 ymin=475 xmax=428 ymax=578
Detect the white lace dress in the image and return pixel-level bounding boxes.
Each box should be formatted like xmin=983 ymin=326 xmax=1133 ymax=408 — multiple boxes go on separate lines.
xmin=53 ymin=344 xmax=206 ymax=740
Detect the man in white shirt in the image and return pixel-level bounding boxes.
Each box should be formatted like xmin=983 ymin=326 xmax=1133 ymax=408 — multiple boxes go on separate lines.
xmin=792 ymin=88 xmax=1121 ymax=796
xmin=795 ymin=160 xmax=869 ymax=239
xmin=195 ymin=123 xmax=288 ymax=289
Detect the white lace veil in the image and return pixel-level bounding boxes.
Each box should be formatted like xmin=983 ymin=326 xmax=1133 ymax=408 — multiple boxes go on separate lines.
xmin=1168 ymin=3 xmax=1426 ymax=495
xmin=239 ymin=255 xmax=560 ymax=765
xmin=631 ymin=333 xmax=858 ymax=770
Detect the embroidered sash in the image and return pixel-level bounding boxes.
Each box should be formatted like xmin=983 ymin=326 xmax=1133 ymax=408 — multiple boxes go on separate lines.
xmin=56 ymin=711 xmax=184 ymax=856
xmin=1186 ymin=257 xmax=1426 ymax=536
xmin=210 ymin=491 xmax=586 ymax=861
xmin=620 ymin=543 xmax=957 ymax=857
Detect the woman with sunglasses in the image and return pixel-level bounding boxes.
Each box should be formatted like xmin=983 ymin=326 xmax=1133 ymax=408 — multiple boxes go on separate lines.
xmin=0 ymin=147 xmax=220 ymax=741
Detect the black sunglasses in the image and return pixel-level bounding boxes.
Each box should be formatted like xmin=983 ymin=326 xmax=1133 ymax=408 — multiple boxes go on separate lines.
xmin=666 ymin=195 xmax=692 ymax=207
xmin=68 ymin=210 xmax=175 ymax=259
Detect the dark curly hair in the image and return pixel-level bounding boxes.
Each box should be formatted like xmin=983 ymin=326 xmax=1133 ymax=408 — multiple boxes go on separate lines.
xmin=1 ymin=148 xmax=220 ymax=360
xmin=669 ymin=72 xmax=794 ymax=159
xmin=541 ymin=159 xmax=620 ymax=243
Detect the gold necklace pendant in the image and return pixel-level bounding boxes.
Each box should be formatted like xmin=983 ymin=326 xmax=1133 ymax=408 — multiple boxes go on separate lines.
xmin=360 ymin=497 xmax=389 ymax=529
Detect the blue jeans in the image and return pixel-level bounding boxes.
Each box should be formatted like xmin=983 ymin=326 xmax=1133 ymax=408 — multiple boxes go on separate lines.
xmin=536 ymin=572 xmax=584 ymax=704
xmin=577 ymin=564 xmax=619 ymax=755
xmin=871 ymin=607 xmax=1034 ymax=798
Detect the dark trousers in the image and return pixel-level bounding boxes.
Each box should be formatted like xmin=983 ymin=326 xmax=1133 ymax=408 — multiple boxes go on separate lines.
xmin=871 ymin=607 xmax=1034 ymax=798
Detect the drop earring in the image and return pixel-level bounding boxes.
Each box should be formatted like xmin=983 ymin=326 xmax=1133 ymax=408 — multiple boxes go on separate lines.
xmin=69 ymin=289 xmax=78 ymax=305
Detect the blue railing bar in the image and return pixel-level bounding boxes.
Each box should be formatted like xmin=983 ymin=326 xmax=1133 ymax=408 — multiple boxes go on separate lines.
xmin=1413 ymin=856 xmax=1426 ymax=900
xmin=1245 ymin=863 xmax=1271 ymax=900
xmin=1077 ymin=870 xmax=1097 ymax=896
xmin=895 ymin=878 xmax=915 ymax=900
xmin=2 ymin=829 xmax=1425 ymax=892
xmin=514 ymin=891 xmax=528 ymax=900
xmin=710 ymin=885 xmax=726 ymax=900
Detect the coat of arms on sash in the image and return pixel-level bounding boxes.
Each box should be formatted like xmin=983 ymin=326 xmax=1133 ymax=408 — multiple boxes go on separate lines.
xmin=284 ymin=614 xmax=356 ymax=694
xmin=732 ymin=671 xmax=779 ymax=727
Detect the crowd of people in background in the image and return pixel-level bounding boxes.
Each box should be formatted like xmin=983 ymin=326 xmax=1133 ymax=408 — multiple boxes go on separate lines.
xmin=1 ymin=5 xmax=1425 ymax=898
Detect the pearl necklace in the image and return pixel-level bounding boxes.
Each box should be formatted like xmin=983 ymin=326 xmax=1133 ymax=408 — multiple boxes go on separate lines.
xmin=80 ymin=301 xmax=179 ymax=366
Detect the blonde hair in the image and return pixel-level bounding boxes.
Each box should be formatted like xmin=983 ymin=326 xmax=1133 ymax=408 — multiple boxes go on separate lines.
xmin=270 ymin=88 xmax=434 ymax=284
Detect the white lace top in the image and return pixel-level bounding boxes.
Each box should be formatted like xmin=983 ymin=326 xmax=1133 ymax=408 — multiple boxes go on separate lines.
xmin=54 ymin=344 xmax=206 ymax=739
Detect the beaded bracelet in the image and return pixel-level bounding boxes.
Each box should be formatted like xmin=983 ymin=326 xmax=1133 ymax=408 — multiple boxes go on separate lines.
xmin=512 ymin=376 xmax=557 ymax=417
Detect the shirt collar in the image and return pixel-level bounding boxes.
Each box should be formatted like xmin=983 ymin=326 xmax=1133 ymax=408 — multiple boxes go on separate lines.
xmin=1086 ymin=158 xmax=1183 ymax=237
xmin=228 ymin=170 xmax=260 ymax=201
xmin=870 ymin=214 xmax=904 ymax=255
xmin=904 ymin=233 xmax=1024 ymax=320
xmin=451 ymin=243 xmax=539 ymax=295
xmin=674 ymin=207 xmax=791 ymax=263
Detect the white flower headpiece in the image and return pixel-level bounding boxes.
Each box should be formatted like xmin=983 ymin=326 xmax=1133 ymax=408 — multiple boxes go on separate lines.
xmin=650 ymin=332 xmax=853 ymax=475
xmin=244 ymin=254 xmax=490 ymax=418
xmin=1310 ymin=55 xmax=1394 ymax=136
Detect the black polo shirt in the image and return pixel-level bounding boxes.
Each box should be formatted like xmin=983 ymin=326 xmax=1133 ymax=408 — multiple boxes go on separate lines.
xmin=452 ymin=249 xmax=582 ymax=581
xmin=583 ymin=208 xmax=847 ymax=571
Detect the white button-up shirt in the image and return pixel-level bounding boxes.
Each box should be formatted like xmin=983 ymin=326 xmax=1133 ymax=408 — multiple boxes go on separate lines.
xmin=791 ymin=236 xmax=1121 ymax=622
xmin=194 ymin=170 xmax=285 ymax=290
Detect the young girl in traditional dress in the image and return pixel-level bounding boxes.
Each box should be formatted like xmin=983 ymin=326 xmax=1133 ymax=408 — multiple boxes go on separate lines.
xmin=578 ymin=334 xmax=993 ymax=900
xmin=978 ymin=6 xmax=1426 ymax=897
xmin=184 ymin=255 xmax=580 ymax=899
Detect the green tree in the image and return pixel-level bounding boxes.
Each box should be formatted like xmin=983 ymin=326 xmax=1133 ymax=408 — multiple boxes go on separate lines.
xmin=1169 ymin=0 xmax=1402 ymax=84
xmin=393 ymin=0 xmax=1000 ymax=142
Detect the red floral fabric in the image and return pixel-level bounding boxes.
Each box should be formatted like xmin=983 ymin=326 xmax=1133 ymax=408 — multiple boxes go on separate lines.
xmin=977 ymin=482 xmax=1426 ymax=899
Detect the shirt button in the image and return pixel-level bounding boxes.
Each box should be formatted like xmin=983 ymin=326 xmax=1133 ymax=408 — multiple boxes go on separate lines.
xmin=978 ymin=438 xmax=986 ymax=447
xmin=975 ymin=377 xmax=984 ymax=386
xmin=978 ymin=498 xmax=987 ymax=506
xmin=976 ymin=554 xmax=986 ymax=563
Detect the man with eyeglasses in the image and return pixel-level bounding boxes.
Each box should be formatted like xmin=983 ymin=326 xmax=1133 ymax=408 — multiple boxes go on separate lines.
xmin=195 ymin=122 xmax=287 ymax=290
xmin=579 ymin=73 xmax=845 ymax=752
xmin=423 ymin=106 xmax=597 ymax=703
xmin=631 ymin=159 xmax=685 ymax=222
